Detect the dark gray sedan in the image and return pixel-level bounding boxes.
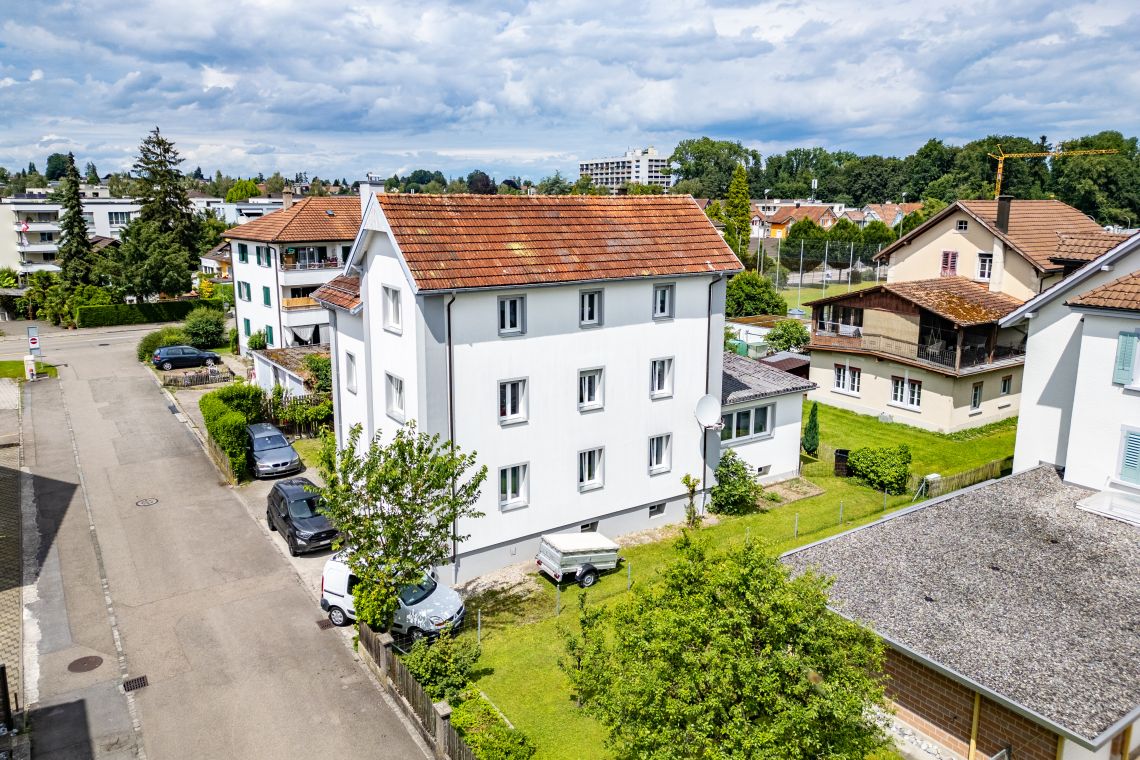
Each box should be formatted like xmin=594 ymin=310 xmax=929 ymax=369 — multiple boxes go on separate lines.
xmin=247 ymin=422 xmax=303 ymax=478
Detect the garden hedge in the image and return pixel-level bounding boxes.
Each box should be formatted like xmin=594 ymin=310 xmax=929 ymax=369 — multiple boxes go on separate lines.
xmin=198 ymin=383 xmax=265 ymax=480
xmin=76 ymin=298 xmax=224 ymax=328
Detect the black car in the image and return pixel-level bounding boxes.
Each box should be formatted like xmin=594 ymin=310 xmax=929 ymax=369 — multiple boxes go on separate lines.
xmin=152 ymin=345 xmax=222 ymax=371
xmin=266 ymin=478 xmax=338 ymax=556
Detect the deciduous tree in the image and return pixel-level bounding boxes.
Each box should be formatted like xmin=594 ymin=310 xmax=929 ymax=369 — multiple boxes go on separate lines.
xmin=316 ymin=423 xmax=487 ymax=629
xmin=725 ymin=271 xmax=786 ymax=318
xmin=669 ymin=137 xmax=761 ymax=198
xmin=766 ymin=319 xmax=810 ymax=352
xmin=561 ymin=537 xmax=889 ymax=760
xmin=45 ymin=152 xmax=69 ymax=182
xmin=466 ymin=170 xmax=496 ymax=194
xmin=225 ymin=178 xmax=260 ymax=202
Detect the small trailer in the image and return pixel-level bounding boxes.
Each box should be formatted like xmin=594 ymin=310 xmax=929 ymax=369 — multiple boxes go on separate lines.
xmin=536 ymin=532 xmax=621 ymax=588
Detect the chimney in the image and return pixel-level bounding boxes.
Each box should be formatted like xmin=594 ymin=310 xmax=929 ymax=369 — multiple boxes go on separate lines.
xmin=282 ymin=190 xmax=294 ymax=210
xmin=996 ymin=195 xmax=1012 ymax=233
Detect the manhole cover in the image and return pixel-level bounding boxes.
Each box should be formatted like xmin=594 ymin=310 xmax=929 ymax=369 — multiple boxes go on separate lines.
xmin=68 ymin=655 xmax=103 ymax=673
xmin=135 ymin=498 xmax=158 ymax=507
xmin=317 ymin=619 xmax=334 ymax=630
xmin=123 ymin=675 xmax=149 ymax=692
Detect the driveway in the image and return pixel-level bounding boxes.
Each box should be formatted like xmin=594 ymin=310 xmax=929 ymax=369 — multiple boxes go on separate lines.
xmin=22 ymin=331 xmax=426 ymax=759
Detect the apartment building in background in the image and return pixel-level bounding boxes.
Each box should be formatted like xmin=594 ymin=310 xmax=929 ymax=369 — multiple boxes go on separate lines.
xmin=578 ymin=147 xmax=673 ymax=192
xmin=803 ymin=197 xmax=1128 ymax=432
xmin=315 ymin=192 xmax=743 ymax=580
xmin=226 ymin=195 xmax=361 ymax=353
xmin=0 ymin=192 xmax=141 ymax=278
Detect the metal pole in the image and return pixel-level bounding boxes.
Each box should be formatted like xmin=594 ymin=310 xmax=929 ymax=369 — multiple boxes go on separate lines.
xmin=847 ymin=242 xmax=854 ymax=293
xmin=556 ymin=583 xmax=561 ymax=615
xmin=794 ymin=513 xmax=799 ymax=539
xmin=839 ymin=501 xmax=844 ymax=525
xmin=477 ymin=608 xmax=482 ymax=645
xmin=822 ymin=241 xmax=829 ymax=298
xmin=776 ymin=237 xmax=781 ymax=286
xmin=883 ymin=490 xmax=887 ymax=511
xmin=797 ymin=240 xmax=804 ymax=308
xmin=627 ymin=562 xmax=632 ymax=591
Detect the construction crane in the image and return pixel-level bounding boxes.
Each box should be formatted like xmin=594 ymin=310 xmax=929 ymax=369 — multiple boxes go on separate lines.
xmin=988 ymin=144 xmax=1118 ymax=197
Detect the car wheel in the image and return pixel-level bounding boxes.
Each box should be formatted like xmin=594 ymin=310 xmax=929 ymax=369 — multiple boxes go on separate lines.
xmin=161 ymin=361 xmax=173 ymax=371
xmin=578 ymin=570 xmax=599 ymax=588
xmin=288 ymin=537 xmax=299 ymax=557
xmin=328 ymin=607 xmax=348 ymax=627
xmin=266 ymin=510 xmax=276 ymax=531
xmin=409 ymin=628 xmax=425 ymax=643
xmin=205 ymin=358 xmax=216 ymax=367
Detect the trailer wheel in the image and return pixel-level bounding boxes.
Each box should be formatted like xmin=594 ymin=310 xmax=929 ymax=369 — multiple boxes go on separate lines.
xmin=578 ymin=569 xmax=598 ymax=588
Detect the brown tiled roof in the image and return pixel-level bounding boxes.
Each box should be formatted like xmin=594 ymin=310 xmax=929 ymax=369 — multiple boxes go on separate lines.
xmin=760 ymin=354 xmax=811 ymax=373
xmin=806 ymin=278 xmax=1024 ymax=326
xmin=89 ymin=235 xmax=119 ymax=251
xmin=1067 ymin=270 xmax=1140 ymax=312
xmin=841 ymin=210 xmax=866 ymax=222
xmin=1051 ymin=232 xmax=1133 ymax=263
xmin=767 ymin=205 xmax=834 ymax=225
xmin=224 ymin=196 xmax=361 ymax=243
xmin=373 ymin=194 xmax=741 ymax=291
xmin=864 ymin=202 xmax=923 ymax=222
xmin=959 ymin=200 xmax=1107 ymax=270
xmin=312 ymin=275 xmax=361 ymax=312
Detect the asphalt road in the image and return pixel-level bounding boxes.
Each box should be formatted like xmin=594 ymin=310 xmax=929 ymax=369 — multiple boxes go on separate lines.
xmin=22 ymin=326 xmax=427 ymax=759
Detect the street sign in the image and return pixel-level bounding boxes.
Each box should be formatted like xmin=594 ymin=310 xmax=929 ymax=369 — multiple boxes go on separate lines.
xmin=26 ymin=326 xmax=41 ymax=357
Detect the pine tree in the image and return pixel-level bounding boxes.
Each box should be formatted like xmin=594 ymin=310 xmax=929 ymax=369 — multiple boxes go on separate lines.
xmin=802 ymin=401 xmax=820 ymax=456
xmin=725 ymin=164 xmax=752 ymax=258
xmin=57 ymin=153 xmax=96 ymax=286
xmin=132 ymin=127 xmax=200 ymax=267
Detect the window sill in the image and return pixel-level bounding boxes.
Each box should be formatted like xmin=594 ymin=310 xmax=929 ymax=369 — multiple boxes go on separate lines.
xmin=579 ymin=322 xmax=603 ymax=330
xmin=886 ymin=401 xmax=921 ymax=413
xmin=498 ymin=416 xmax=528 ymax=427
xmin=500 ymin=500 xmax=529 ymax=513
xmin=577 ymin=403 xmax=604 ymax=413
xmin=652 ymin=315 xmax=674 ymax=322
xmin=649 ymin=466 xmax=671 ymax=476
xmin=968 ymin=409 xmax=983 ymax=416
xmin=346 ymin=387 xmax=357 ymax=395
xmin=386 ymin=410 xmax=406 ymax=424
xmin=383 ymin=324 xmax=403 ymax=336
xmin=723 ymin=432 xmax=774 ymax=446
xmin=997 ymin=402 xmax=1011 ymax=409
xmin=831 ymin=388 xmax=861 ymax=399
xmin=498 ymin=330 xmax=525 ymax=338
xmin=650 ymin=391 xmax=674 ymax=401
xmin=578 ymin=482 xmax=603 ymax=493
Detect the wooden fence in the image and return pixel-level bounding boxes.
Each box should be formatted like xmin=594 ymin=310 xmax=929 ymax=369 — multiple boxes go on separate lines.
xmin=204 ymin=434 xmax=236 ymax=484
xmin=161 ymin=367 xmax=235 ymax=388
xmin=907 ymin=456 xmax=1013 ymax=498
xmin=357 ymin=623 xmax=479 ymax=760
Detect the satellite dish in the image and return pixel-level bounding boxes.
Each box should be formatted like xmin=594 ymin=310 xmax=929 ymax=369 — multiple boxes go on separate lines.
xmin=694 ymin=394 xmax=721 ymax=428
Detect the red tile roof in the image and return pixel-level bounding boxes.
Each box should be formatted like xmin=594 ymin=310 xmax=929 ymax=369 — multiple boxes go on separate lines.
xmin=1067 ymin=270 xmax=1140 ymax=312
xmin=225 ymin=196 xmax=361 ymax=243
xmin=767 ymin=205 xmax=834 ymax=226
xmin=806 ymin=277 xmax=1024 ymax=326
xmin=312 ymin=275 xmax=362 ymax=312
xmin=373 ymin=194 xmax=741 ymax=291
xmin=1051 ymin=232 xmax=1133 ymax=263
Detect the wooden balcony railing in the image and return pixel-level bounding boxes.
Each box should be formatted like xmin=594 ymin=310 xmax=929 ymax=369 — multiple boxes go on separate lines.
xmin=281 ymin=296 xmax=320 ymax=310
xmin=811 ymin=324 xmax=1025 ymax=372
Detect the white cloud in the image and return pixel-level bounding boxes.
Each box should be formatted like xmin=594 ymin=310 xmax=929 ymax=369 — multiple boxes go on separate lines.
xmin=0 ymin=0 xmax=1135 ymax=179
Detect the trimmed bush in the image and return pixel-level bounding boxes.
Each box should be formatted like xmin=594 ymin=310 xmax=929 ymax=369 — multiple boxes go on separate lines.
xmin=213 ymin=383 xmax=265 ymax=422
xmin=710 ymin=449 xmax=763 ymax=515
xmin=847 ymin=444 xmax=912 ymax=495
xmin=451 ymin=691 xmax=536 ymax=760
xmin=802 ymin=402 xmax=820 ymax=455
xmin=198 ymin=382 xmax=266 ymax=479
xmin=247 ymin=330 xmax=267 ymax=350
xmin=76 ymin=298 xmax=223 ymax=328
xmin=211 ymin=410 xmax=250 ymax=476
xmin=183 ymin=306 xmax=226 ymax=348
xmin=136 ymin=326 xmax=192 ymax=362
xmin=401 ymin=626 xmax=481 ymax=702
xmin=228 ymin=327 xmax=239 ymax=354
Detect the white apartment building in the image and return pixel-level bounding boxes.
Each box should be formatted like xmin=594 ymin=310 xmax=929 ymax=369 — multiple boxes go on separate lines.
xmin=0 ymin=195 xmax=141 ymax=276
xmin=314 ymin=193 xmax=742 ymax=581
xmin=191 ymin=194 xmax=286 ymax=225
xmin=578 ymin=147 xmax=672 ymax=192
xmin=226 ymin=196 xmax=361 ymax=353
xmin=1001 ymin=231 xmax=1140 ymax=491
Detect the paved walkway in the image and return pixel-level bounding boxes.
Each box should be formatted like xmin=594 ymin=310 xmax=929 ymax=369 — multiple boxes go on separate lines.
xmin=23 ymin=337 xmax=426 ymax=758
xmin=0 ymin=382 xmax=21 ymax=715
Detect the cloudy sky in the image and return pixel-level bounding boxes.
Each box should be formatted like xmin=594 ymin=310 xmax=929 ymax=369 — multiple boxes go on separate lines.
xmin=1 ymin=0 xmax=1137 ymax=182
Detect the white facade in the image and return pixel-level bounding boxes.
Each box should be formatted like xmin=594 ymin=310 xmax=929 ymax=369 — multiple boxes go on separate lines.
xmin=231 ymin=237 xmax=350 ymax=353
xmin=251 ymin=352 xmax=308 ymax=396
xmin=191 ymin=196 xmax=285 ymax=225
xmin=720 ymin=391 xmax=805 ymax=484
xmin=329 ymin=202 xmax=729 ymax=581
xmin=578 ymin=147 xmax=673 ymax=192
xmin=1005 ymin=235 xmax=1140 ymax=482
xmin=0 ymin=197 xmax=141 ymax=275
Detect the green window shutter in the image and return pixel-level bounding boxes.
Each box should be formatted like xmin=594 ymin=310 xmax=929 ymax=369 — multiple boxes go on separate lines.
xmin=243 ymin=318 xmax=250 ymax=337
xmin=1113 ymin=332 xmax=1138 ymax=385
xmin=237 ymin=243 xmax=248 ymax=263
xmin=1122 ymin=431 xmax=1140 ymax=484
xmin=263 ymin=286 xmax=271 ymax=306
xmin=266 ymin=326 xmax=274 ymax=346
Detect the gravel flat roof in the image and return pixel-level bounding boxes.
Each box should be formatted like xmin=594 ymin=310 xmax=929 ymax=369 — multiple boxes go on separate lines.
xmin=784 ymin=466 xmax=1140 ymax=744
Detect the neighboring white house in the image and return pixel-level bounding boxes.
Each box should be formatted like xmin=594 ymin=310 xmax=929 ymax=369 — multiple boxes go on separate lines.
xmin=226 ymin=195 xmax=361 ymax=353
xmin=1000 ymin=231 xmax=1140 ymax=489
xmin=314 ymin=193 xmax=742 ymax=581
xmin=720 ymin=353 xmax=815 ymax=483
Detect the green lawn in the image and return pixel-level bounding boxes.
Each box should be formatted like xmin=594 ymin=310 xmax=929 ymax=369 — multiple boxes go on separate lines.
xmin=292 ymin=437 xmax=324 ymax=471
xmin=462 ymin=401 xmax=1017 ymax=760
xmin=778 ymin=278 xmax=880 ymax=310
xmin=0 ymin=360 xmax=57 ymax=379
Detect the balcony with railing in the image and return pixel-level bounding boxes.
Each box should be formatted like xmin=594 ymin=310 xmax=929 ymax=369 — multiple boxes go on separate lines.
xmin=811 ymin=321 xmax=1026 ymax=373
xmin=281 ymin=296 xmax=321 ymax=311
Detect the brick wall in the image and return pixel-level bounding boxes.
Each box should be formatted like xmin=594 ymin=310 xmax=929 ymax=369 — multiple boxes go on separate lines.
xmin=885 ymin=648 xmax=1060 ymax=760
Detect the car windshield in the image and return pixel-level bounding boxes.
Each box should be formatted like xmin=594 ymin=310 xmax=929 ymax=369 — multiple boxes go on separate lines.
xmin=253 ymin=434 xmax=289 ymax=452
xmin=286 ymin=496 xmax=321 ymax=520
xmin=398 ymin=575 xmax=437 ymax=607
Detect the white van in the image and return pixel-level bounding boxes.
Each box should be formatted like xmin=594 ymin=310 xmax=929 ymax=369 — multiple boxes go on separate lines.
xmin=320 ymin=554 xmax=465 ymax=640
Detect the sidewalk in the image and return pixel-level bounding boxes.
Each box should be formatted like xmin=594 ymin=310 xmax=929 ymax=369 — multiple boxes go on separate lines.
xmin=0 ymin=380 xmax=22 ymax=717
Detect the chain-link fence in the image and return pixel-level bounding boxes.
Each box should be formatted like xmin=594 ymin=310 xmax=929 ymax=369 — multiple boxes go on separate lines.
xmin=752 ymin=239 xmax=889 ymax=311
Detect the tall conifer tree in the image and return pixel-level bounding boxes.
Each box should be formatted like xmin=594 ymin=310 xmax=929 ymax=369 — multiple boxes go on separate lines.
xmin=57 ymin=152 xmax=95 ymax=286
